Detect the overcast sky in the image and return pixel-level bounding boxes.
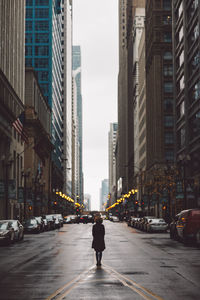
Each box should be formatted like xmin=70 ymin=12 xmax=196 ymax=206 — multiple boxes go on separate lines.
xmin=73 ymin=0 xmax=118 ymax=210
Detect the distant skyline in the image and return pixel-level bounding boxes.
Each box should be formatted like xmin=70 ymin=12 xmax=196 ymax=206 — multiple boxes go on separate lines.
xmin=73 ymin=0 xmax=118 ymax=210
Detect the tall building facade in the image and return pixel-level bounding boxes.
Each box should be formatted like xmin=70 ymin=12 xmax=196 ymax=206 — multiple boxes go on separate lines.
xmin=25 ymin=0 xmax=64 ymax=192
xmin=108 ymin=123 xmax=118 ymax=205
xmin=132 ymin=7 xmax=145 ymax=203
xmin=72 ymin=46 xmax=84 ymax=203
xmin=63 ymin=0 xmax=73 ymax=196
xmin=0 ymin=0 xmax=25 ymax=219
xmin=145 ymin=0 xmax=174 ymax=216
xmin=117 ymin=0 xmax=129 ymax=197
xmin=172 ymin=0 xmax=200 ymax=209
xmin=100 ymin=179 xmax=109 ymax=211
xmin=84 ymin=193 xmax=91 ymax=211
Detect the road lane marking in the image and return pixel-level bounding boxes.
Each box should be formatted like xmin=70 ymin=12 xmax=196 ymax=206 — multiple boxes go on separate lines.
xmin=44 ymin=265 xmax=95 ymax=300
xmin=103 ymin=267 xmax=153 ymax=300
xmin=46 ymin=262 xmax=164 ymax=300
xmin=103 ymin=263 xmax=164 ymax=300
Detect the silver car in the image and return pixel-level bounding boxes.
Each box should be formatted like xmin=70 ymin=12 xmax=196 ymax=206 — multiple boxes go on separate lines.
xmin=147 ymin=218 xmax=168 ymax=233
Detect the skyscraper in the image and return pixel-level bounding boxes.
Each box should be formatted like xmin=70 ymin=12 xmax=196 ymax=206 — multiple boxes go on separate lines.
xmin=172 ymin=0 xmax=200 ymax=210
xmin=100 ymin=179 xmax=109 ymax=211
xmin=25 ymin=0 xmax=64 ymax=190
xmin=0 ymin=0 xmax=26 ymax=219
xmin=108 ymin=123 xmax=118 ymax=206
xmin=72 ymin=45 xmax=83 ymax=203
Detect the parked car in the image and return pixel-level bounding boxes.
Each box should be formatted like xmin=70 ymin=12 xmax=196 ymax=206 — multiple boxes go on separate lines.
xmin=63 ymin=216 xmax=72 ymax=224
xmin=146 ymin=218 xmax=168 ymax=233
xmin=176 ymin=209 xmax=200 ymax=244
xmin=143 ymin=217 xmax=156 ymax=232
xmin=169 ymin=214 xmax=180 ymax=240
xmin=127 ymin=216 xmax=135 ymax=227
xmin=23 ymin=218 xmax=41 ymax=233
xmin=87 ymin=215 xmax=94 ymax=223
xmin=10 ymin=220 xmax=24 ymax=241
xmin=53 ymin=215 xmax=61 ymax=229
xmin=135 ymin=218 xmax=142 ymax=229
xmin=112 ymin=216 xmax=120 ymax=222
xmin=54 ymin=214 xmax=64 ymax=227
xmin=0 ymin=221 xmax=15 ymax=245
xmin=131 ymin=217 xmax=140 ymax=228
xmin=43 ymin=215 xmax=56 ymax=230
xmin=35 ymin=216 xmax=45 ymax=232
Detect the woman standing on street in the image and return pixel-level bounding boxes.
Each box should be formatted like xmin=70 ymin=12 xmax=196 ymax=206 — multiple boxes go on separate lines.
xmin=92 ymin=216 xmax=105 ymax=266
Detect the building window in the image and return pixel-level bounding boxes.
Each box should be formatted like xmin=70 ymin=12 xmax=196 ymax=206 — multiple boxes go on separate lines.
xmin=26 ymin=0 xmax=33 ymax=6
xmin=165 ymin=132 xmax=174 ymax=144
xmin=163 ymin=0 xmax=171 ymax=10
xmin=40 ymin=83 xmax=49 ymax=95
xmin=26 ymin=8 xmax=33 ymax=18
xmin=164 ymin=99 xmax=173 ymax=113
xmin=180 ymin=128 xmax=185 ymax=147
xmin=164 ymin=116 xmax=174 ymax=127
xmin=179 ymin=50 xmax=184 ymax=67
xmin=26 ymin=20 xmax=32 ymax=31
xmin=35 ymin=21 xmax=49 ymax=31
xmin=35 ymin=33 xmax=49 ymax=43
xmin=189 ymin=51 xmax=200 ymax=75
xmin=177 ymin=101 xmax=185 ymax=119
xmin=35 ymin=46 xmax=49 ymax=56
xmin=37 ymin=71 xmax=48 ymax=81
xmin=163 ymin=32 xmax=172 ymax=42
xmin=179 ymin=27 xmax=184 ymax=42
xmin=163 ymin=51 xmax=172 ymax=60
xmin=25 ymin=33 xmax=33 ymax=44
xmin=165 ymin=150 xmax=174 ymax=162
xmin=163 ymin=15 xmax=171 ymax=25
xmin=179 ymin=75 xmax=185 ymax=92
xmin=35 ymin=0 xmax=49 ymax=5
xmin=189 ymin=111 xmax=200 ymax=140
xmin=164 ymin=82 xmax=173 ymax=93
xmin=34 ymin=58 xmax=49 ymax=68
xmin=25 ymin=46 xmax=32 ymax=56
xmin=163 ymin=65 xmax=173 ymax=76
xmin=25 ymin=58 xmax=33 ymax=67
xmin=178 ymin=2 xmax=183 ymax=19
xmin=193 ymin=81 xmax=200 ymax=101
xmin=35 ymin=8 xmax=49 ymax=18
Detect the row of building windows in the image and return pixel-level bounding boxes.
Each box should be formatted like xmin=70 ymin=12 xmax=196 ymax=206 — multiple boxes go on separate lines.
xmin=26 ymin=20 xmax=49 ymax=31
xmin=26 ymin=8 xmax=49 ymax=19
xmin=26 ymin=57 xmax=49 ymax=68
xmin=25 ymin=45 xmax=49 ymax=56
xmin=26 ymin=33 xmax=49 ymax=44
xmin=26 ymin=0 xmax=49 ymax=6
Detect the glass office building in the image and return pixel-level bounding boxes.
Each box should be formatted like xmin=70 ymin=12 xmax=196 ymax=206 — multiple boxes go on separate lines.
xmin=25 ymin=0 xmax=63 ymax=171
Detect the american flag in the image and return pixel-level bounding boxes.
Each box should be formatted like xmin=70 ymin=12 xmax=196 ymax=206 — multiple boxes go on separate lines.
xmin=12 ymin=111 xmax=29 ymax=143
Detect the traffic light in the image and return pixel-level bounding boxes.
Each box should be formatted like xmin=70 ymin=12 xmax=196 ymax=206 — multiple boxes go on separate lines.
xmin=28 ymin=206 xmax=32 ymax=211
xmin=162 ymin=205 xmax=167 ymax=210
xmin=134 ymin=200 xmax=138 ymax=211
xmin=141 ymin=201 xmax=145 ymax=209
xmin=54 ymin=201 xmax=57 ymax=206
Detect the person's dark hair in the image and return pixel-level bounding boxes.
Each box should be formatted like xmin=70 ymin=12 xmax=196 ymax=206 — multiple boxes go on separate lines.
xmin=96 ymin=217 xmax=103 ymax=224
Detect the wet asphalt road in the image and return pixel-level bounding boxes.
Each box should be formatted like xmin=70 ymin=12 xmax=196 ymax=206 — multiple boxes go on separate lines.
xmin=0 ymin=221 xmax=199 ymax=300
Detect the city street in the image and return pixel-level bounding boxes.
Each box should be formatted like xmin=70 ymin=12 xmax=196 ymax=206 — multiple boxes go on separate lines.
xmin=0 ymin=220 xmax=199 ymax=300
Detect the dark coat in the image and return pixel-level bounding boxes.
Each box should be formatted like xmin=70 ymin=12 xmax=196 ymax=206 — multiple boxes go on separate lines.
xmin=92 ymin=223 xmax=105 ymax=252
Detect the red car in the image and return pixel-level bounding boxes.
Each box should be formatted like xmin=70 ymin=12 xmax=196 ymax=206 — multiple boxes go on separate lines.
xmin=176 ymin=208 xmax=200 ymax=245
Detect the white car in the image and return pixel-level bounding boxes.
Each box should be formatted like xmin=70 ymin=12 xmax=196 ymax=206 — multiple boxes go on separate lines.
xmin=147 ymin=218 xmax=168 ymax=233
xmin=112 ymin=216 xmax=119 ymax=222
